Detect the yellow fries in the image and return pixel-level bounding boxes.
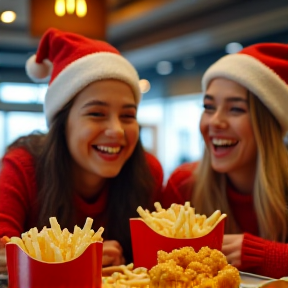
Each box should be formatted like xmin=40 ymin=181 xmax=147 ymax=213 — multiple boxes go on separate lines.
xmin=136 ymin=202 xmax=226 ymax=238
xmin=9 ymin=217 xmax=104 ymax=262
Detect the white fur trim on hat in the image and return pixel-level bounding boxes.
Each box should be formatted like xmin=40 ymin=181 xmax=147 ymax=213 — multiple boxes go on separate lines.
xmin=44 ymin=52 xmax=141 ymax=125
xmin=26 ymin=55 xmax=53 ymax=83
xmin=202 ymin=54 xmax=288 ymax=132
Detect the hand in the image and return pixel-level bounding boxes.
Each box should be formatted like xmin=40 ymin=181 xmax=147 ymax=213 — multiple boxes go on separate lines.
xmin=102 ymin=240 xmax=125 ymax=267
xmin=222 ymin=234 xmax=244 ymax=268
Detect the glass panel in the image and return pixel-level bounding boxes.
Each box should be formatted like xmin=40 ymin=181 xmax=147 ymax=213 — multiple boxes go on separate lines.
xmin=6 ymin=112 xmax=47 ymax=146
xmin=163 ymin=94 xmax=204 ymax=179
xmin=137 ymin=99 xmax=164 ymax=160
xmin=138 ymin=96 xmax=204 ymax=180
xmin=0 ymin=83 xmax=47 ymax=104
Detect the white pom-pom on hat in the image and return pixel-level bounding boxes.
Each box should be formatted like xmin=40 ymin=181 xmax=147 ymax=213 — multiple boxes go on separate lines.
xmin=26 ymin=55 xmax=53 ymax=83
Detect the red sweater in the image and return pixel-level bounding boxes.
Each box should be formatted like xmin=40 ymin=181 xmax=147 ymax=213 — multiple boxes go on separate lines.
xmin=162 ymin=162 xmax=288 ymax=279
xmin=0 ymin=147 xmax=164 ymax=261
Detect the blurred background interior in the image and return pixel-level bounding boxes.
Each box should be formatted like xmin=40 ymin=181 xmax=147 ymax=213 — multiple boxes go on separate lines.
xmin=0 ymin=0 xmax=288 ymax=180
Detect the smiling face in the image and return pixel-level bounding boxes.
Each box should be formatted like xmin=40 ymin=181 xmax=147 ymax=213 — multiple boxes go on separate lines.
xmin=200 ymin=78 xmax=258 ymax=175
xmin=66 ymin=79 xmax=139 ymax=183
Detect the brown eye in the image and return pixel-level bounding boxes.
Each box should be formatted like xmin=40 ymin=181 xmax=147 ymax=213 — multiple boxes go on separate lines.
xmin=230 ymin=107 xmax=245 ymax=113
xmin=203 ymin=104 xmax=215 ymax=110
xmin=88 ymin=112 xmax=104 ymax=117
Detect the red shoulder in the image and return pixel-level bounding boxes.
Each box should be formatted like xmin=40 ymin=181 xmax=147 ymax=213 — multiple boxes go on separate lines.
xmin=0 ymin=147 xmax=37 ymax=237
xmin=161 ymin=162 xmax=199 ymax=208
xmin=144 ymin=152 xmax=164 ymax=203
xmin=169 ymin=162 xmax=198 ymax=183
xmin=2 ymin=147 xmax=35 ymax=168
xmin=144 ymin=152 xmax=164 ymax=185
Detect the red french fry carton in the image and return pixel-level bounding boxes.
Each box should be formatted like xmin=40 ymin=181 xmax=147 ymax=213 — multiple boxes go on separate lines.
xmin=130 ymin=217 xmax=225 ymax=269
xmin=6 ymin=241 xmax=103 ymax=288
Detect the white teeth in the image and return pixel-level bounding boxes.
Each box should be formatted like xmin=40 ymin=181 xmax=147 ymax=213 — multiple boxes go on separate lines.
xmin=96 ymin=146 xmax=121 ymax=154
xmin=212 ymin=138 xmax=237 ymax=146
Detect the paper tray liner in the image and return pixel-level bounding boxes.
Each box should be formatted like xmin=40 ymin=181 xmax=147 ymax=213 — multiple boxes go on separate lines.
xmin=130 ymin=217 xmax=225 ymax=270
xmin=6 ymin=241 xmax=103 ymax=288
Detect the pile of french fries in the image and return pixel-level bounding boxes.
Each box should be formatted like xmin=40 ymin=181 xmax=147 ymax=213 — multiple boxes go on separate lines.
xmin=137 ymin=202 xmax=226 ymax=238
xmin=7 ymin=217 xmax=104 ymax=262
xmin=102 ymin=263 xmax=150 ymax=288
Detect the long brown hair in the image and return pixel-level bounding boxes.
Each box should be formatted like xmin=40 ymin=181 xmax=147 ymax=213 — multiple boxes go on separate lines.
xmin=192 ymin=93 xmax=288 ymax=241
xmin=8 ymin=100 xmax=155 ymax=263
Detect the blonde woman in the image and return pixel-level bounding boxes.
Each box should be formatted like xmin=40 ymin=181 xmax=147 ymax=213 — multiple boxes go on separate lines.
xmin=162 ymin=43 xmax=288 ymax=278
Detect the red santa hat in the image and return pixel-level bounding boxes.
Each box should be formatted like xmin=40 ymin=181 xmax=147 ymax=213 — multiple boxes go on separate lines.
xmin=26 ymin=28 xmax=141 ymax=125
xmin=202 ymin=43 xmax=288 ymax=132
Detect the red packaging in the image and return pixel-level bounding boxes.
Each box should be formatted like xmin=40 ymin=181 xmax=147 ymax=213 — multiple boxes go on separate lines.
xmin=130 ymin=217 xmax=225 ymax=269
xmin=6 ymin=241 xmax=103 ymax=288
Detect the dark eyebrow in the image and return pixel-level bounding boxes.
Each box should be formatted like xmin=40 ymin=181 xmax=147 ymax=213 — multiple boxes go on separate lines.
xmin=204 ymin=94 xmax=248 ymax=103
xmin=82 ymin=100 xmax=137 ymax=110
xmin=123 ymin=104 xmax=137 ymax=110
xmin=82 ymin=100 xmax=108 ymax=109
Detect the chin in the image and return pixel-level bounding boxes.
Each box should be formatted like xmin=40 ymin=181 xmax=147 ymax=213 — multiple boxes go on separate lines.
xmin=98 ymin=169 xmax=122 ymax=178
xmin=211 ymin=162 xmax=230 ymax=173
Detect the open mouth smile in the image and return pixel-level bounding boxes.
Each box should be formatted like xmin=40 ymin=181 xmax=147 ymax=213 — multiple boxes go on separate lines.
xmin=93 ymin=145 xmax=121 ymax=154
xmin=212 ymin=138 xmax=238 ymax=149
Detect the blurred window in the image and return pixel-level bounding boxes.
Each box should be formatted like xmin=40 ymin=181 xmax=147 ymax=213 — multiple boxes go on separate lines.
xmin=0 ymin=82 xmax=47 ymax=157
xmin=6 ymin=112 xmax=47 ymax=145
xmin=0 ymin=82 xmax=47 ymax=104
xmin=138 ymin=99 xmax=164 ymax=161
xmin=137 ymin=95 xmax=204 ymax=180
xmin=163 ymin=94 xmax=204 ymax=178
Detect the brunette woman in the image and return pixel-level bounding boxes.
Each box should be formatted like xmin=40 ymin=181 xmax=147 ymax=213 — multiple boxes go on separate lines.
xmin=0 ymin=28 xmax=163 ymax=270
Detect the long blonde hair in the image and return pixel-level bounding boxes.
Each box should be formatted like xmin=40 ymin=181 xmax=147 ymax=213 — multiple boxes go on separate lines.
xmin=192 ymin=93 xmax=288 ymax=241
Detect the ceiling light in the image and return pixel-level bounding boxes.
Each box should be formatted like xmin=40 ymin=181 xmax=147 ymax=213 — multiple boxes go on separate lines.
xmin=55 ymin=0 xmax=87 ymax=17
xmin=66 ymin=0 xmax=76 ymax=14
xmin=0 ymin=11 xmax=16 ymax=23
xmin=139 ymin=79 xmax=151 ymax=94
xmin=55 ymin=0 xmax=65 ymax=16
xmin=76 ymin=0 xmax=87 ymax=17
xmin=225 ymin=42 xmax=243 ymax=54
xmin=156 ymin=61 xmax=173 ymax=75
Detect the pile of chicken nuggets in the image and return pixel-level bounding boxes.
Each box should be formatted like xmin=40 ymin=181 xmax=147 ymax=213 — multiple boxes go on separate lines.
xmin=104 ymin=246 xmax=240 ymax=288
xmin=149 ymin=246 xmax=240 ymax=288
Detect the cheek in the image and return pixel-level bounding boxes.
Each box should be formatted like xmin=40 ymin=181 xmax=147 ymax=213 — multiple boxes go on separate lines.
xmin=126 ymin=125 xmax=139 ymax=145
xmin=66 ymin=122 xmax=95 ymax=152
xmin=236 ymin=118 xmax=255 ymax=139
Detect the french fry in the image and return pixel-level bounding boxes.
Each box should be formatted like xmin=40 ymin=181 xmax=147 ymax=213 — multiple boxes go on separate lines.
xmin=204 ymin=210 xmax=221 ymax=227
xmin=154 ymin=202 xmax=163 ymax=212
xmin=10 ymin=236 xmax=28 ymax=253
xmin=136 ymin=202 xmax=227 ymax=239
xmin=49 ymin=217 xmax=62 ymax=240
xmin=103 ymin=264 xmax=150 ymax=288
xmin=4 ymin=217 xmax=104 ymax=263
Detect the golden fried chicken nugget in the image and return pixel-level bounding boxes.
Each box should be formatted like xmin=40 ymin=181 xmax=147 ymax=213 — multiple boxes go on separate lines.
xmin=157 ymin=246 xmax=197 ymax=268
xmin=149 ymin=247 xmax=240 ymax=288
xmin=199 ymin=264 xmax=240 ymax=288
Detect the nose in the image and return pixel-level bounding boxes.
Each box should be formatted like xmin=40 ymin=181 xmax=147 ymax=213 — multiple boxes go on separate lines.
xmin=104 ymin=119 xmax=125 ymax=138
xmin=210 ymin=110 xmax=228 ymax=129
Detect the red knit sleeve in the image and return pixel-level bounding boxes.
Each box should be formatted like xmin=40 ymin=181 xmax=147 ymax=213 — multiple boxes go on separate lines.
xmin=144 ymin=152 xmax=164 ymax=203
xmin=241 ymin=233 xmax=288 ymax=278
xmin=161 ymin=162 xmax=198 ymax=209
xmin=0 ymin=148 xmax=37 ymax=238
